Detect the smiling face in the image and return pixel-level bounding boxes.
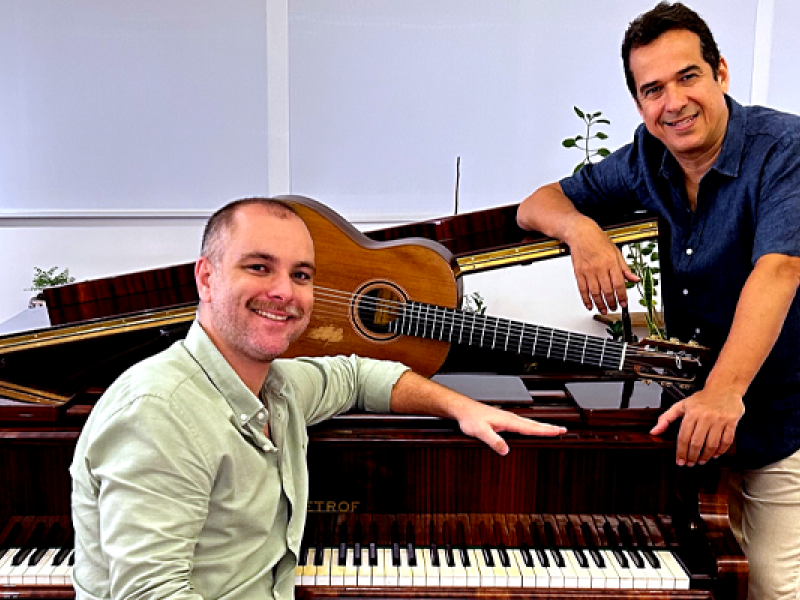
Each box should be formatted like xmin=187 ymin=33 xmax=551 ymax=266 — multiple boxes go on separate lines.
xmin=630 ymin=28 xmax=730 ymax=168
xmin=196 ymin=203 xmax=315 ymax=379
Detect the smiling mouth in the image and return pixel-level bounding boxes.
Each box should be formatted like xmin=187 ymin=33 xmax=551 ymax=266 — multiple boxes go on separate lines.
xmin=665 ymin=113 xmax=698 ymax=128
xmin=252 ymin=308 xmax=290 ymax=322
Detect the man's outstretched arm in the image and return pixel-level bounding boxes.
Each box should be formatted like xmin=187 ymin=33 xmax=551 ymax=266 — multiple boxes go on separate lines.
xmin=389 ymin=370 xmax=567 ymax=456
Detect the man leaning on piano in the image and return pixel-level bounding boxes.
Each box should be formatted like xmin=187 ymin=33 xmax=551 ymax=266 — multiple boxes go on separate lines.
xmin=517 ymin=3 xmax=800 ymax=599
xmin=69 ymin=3 xmax=800 ymax=600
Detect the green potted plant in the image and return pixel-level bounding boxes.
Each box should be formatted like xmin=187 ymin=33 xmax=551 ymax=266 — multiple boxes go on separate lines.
xmin=27 ymin=266 xmax=76 ymax=308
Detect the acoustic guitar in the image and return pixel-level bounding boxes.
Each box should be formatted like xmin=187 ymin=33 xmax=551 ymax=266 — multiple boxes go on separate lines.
xmin=279 ymin=195 xmax=705 ymax=382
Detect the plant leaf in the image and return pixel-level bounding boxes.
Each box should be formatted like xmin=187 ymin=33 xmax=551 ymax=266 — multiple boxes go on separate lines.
xmin=562 ymin=138 xmax=577 ymax=148
xmin=596 ymin=132 xmax=608 ymax=139
xmin=597 ymin=148 xmax=611 ymax=157
xmin=574 ymin=106 xmax=585 ymax=118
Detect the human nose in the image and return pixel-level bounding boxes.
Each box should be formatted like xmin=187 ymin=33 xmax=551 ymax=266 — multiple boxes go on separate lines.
xmin=266 ymin=271 xmax=294 ymax=302
xmin=663 ymin=82 xmax=688 ymax=113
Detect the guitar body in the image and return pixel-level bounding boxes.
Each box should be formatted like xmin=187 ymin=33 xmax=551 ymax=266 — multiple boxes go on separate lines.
xmin=280 ymin=196 xmax=462 ymax=377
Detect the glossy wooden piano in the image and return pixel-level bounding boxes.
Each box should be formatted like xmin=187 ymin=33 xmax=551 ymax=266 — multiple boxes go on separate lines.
xmin=0 ymin=197 xmax=746 ymax=599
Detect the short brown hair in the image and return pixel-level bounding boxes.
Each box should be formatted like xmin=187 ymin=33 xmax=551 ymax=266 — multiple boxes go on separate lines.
xmin=201 ymin=198 xmax=299 ymax=265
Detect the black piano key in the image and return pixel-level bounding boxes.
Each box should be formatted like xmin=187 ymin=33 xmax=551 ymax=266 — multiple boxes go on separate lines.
xmin=12 ymin=522 xmax=46 ymax=566
xmin=580 ymin=522 xmax=605 ymax=568
xmin=52 ymin=532 xmax=74 ymax=567
xmin=353 ymin=521 xmax=362 ymax=566
xmin=443 ymin=521 xmax=456 ymax=567
xmin=519 ymin=544 xmax=534 ymax=568
xmin=390 ymin=520 xmax=401 ymax=566
xmin=430 ymin=544 xmax=441 ymax=568
xmin=368 ymin=521 xmax=378 ymax=567
xmin=481 ymin=544 xmax=494 ymax=567
xmin=603 ymin=521 xmax=629 ymax=568
xmin=29 ymin=522 xmax=64 ymax=566
xmin=68 ymin=551 xmax=75 ymax=566
xmin=405 ymin=520 xmax=417 ymax=567
xmin=633 ymin=522 xmax=661 ymax=568
xmin=528 ymin=521 xmax=549 ymax=568
xmin=456 ymin=521 xmax=470 ymax=567
xmin=337 ymin=522 xmax=347 ymax=566
xmin=564 ymin=521 xmax=588 ymax=568
xmin=493 ymin=522 xmax=511 ymax=568
xmin=543 ymin=520 xmax=566 ymax=568
xmin=617 ymin=521 xmax=645 ymax=569
xmin=297 ymin=543 xmax=309 ymax=566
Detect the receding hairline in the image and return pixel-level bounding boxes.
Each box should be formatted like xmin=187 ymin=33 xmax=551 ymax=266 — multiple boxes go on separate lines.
xmin=200 ymin=197 xmax=307 ymax=265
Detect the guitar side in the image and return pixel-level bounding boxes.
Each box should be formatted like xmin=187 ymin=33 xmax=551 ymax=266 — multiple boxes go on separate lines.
xmin=280 ymin=196 xmax=462 ymax=377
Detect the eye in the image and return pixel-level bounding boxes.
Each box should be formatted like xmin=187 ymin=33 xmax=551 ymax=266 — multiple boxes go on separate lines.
xmin=680 ymin=72 xmax=698 ymax=82
xmin=246 ymin=263 xmax=269 ymax=274
xmin=642 ymin=85 xmax=662 ymax=99
xmin=293 ymin=271 xmax=313 ymax=283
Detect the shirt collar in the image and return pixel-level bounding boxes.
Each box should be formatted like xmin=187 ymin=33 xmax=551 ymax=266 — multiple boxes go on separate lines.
xmin=657 ymin=94 xmax=744 ymax=181
xmin=183 ymin=320 xmax=265 ymax=427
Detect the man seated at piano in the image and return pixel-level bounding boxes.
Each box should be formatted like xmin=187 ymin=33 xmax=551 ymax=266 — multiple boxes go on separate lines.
xmin=517 ymin=2 xmax=800 ymax=599
xmin=69 ymin=197 xmax=566 ymax=600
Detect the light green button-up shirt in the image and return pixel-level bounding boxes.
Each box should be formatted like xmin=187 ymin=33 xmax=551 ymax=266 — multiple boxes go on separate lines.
xmin=70 ymin=321 xmax=408 ymax=600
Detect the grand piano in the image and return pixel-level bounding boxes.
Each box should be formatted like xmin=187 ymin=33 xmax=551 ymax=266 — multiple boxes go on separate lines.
xmin=0 ymin=196 xmax=746 ymax=599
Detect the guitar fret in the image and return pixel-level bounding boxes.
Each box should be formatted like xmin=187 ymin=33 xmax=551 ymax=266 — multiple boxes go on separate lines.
xmin=599 ymin=338 xmax=606 ymax=367
xmin=518 ymin=324 xmax=525 ymax=354
xmin=547 ymin=329 xmax=554 ymax=358
xmin=563 ymin=331 xmax=570 ymax=362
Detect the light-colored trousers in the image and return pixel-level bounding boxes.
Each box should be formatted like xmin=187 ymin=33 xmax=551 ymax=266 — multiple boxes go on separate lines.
xmin=729 ymin=447 xmax=800 ymax=600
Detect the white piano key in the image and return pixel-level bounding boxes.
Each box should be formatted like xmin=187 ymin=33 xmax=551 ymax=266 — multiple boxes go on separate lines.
xmin=510 ymin=549 xmax=540 ymax=588
xmin=604 ymin=549 xmax=634 ymax=589
xmin=50 ymin=551 xmax=74 ymax=586
xmin=314 ymin=548 xmax=332 ymax=586
xmin=371 ymin=547 xmax=386 ymax=586
xmin=343 ymin=548 xmax=358 ymax=586
xmin=356 ymin=547 xmax=372 ymax=587
xmin=422 ymin=548 xmax=440 ymax=587
xmin=397 ymin=548 xmax=413 ymax=587
xmin=591 ymin=549 xmax=620 ymax=589
xmin=626 ymin=548 xmax=661 ymax=589
xmin=330 ymin=548 xmax=345 ymax=586
xmin=551 ymin=548 xmax=578 ymax=588
xmin=535 ymin=549 xmax=564 ymax=587
xmin=497 ymin=548 xmax=521 ymax=587
xmin=25 ymin=548 xmax=58 ymax=585
xmin=383 ymin=548 xmax=399 ymax=586
xmin=464 ymin=549 xmax=481 ymax=587
xmin=406 ymin=547 xmax=426 ymax=586
xmin=300 ymin=548 xmax=316 ymax=586
xmin=474 ymin=548 xmax=494 ymax=587
xmin=0 ymin=549 xmax=22 ymax=584
xmin=565 ymin=549 xmax=592 ymax=588
xmin=658 ymin=550 xmax=691 ymax=590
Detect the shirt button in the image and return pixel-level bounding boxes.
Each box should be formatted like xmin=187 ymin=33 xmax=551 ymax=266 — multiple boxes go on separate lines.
xmin=262 ymin=443 xmax=270 ymax=452
xmin=240 ymin=413 xmax=248 ymax=421
xmin=695 ymin=327 xmax=701 ymax=334
xmin=257 ymin=411 xmax=266 ymax=421
xmin=682 ymin=289 xmax=689 ymax=295
xmin=685 ymin=248 xmax=693 ymax=255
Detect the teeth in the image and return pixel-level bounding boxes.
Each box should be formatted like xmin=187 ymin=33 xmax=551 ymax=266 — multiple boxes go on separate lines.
xmin=252 ymin=308 xmax=289 ymax=321
xmin=668 ymin=114 xmax=695 ymax=127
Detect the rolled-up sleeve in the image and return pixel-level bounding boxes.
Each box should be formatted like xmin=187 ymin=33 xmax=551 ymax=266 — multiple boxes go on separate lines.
xmin=272 ymin=356 xmax=409 ymax=426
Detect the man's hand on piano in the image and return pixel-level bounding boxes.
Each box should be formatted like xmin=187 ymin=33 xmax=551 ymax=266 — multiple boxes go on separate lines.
xmin=649 ymin=386 xmax=744 ymax=467
xmin=454 ymin=401 xmax=568 ymax=456
xmin=390 ymin=371 xmax=567 ymax=456
xmin=564 ymin=216 xmax=640 ymax=315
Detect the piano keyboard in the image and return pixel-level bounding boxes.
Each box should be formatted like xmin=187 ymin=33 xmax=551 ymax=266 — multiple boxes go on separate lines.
xmin=0 ymin=517 xmax=73 ymax=589
xmin=296 ymin=513 xmax=693 ymax=591
xmin=1 ymin=513 xmax=695 ymax=594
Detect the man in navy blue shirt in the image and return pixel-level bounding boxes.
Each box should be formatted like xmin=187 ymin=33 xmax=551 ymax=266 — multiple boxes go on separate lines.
xmin=518 ymin=3 xmax=800 ymax=598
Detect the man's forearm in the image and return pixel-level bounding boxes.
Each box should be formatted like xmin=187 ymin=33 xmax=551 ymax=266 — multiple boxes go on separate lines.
xmin=517 ymin=182 xmax=589 ymax=242
xmin=704 ymin=253 xmax=800 ymax=398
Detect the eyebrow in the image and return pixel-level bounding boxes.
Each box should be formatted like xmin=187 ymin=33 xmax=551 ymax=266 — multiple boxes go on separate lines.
xmin=638 ymin=64 xmax=702 ymax=96
xmin=240 ymin=251 xmax=316 ymax=275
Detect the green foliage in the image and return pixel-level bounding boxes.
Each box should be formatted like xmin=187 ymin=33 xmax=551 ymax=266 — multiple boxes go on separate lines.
xmin=28 ymin=266 xmax=76 ymax=292
xmin=624 ymin=242 xmax=666 ymax=339
xmin=462 ymin=291 xmax=487 ymax=315
xmin=562 ymin=107 xmax=612 ymax=174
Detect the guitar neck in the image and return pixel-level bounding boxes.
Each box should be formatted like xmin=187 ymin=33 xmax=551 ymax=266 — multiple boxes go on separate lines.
xmin=389 ymin=301 xmax=627 ymax=371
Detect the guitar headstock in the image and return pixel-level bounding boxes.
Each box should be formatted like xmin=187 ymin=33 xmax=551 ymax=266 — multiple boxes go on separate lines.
xmin=628 ymin=337 xmax=710 ymax=384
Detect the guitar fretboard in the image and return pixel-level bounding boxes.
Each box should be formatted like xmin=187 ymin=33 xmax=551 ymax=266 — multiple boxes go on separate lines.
xmin=388 ymin=301 xmax=627 ymax=371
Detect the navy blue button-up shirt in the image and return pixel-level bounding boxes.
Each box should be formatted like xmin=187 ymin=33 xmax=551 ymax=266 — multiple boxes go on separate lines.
xmin=561 ymin=96 xmax=800 ymax=468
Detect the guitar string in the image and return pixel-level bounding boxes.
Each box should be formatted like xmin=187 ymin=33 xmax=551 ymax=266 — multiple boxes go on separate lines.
xmin=305 ymin=285 xmax=660 ymax=364
xmin=311 ymin=286 xmax=643 ymax=365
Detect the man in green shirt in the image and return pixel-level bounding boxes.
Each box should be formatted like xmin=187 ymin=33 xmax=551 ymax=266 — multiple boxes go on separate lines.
xmin=70 ymin=198 xmax=566 ymax=600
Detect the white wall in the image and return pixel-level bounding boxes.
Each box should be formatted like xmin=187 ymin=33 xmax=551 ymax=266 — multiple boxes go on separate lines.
xmin=1 ymin=0 xmax=794 ymax=339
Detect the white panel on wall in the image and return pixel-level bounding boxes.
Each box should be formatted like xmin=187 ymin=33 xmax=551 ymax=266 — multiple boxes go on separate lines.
xmin=288 ymin=0 xmax=757 ymax=221
xmin=765 ymin=0 xmax=800 ymax=114
xmin=0 ymin=0 xmax=270 ymax=214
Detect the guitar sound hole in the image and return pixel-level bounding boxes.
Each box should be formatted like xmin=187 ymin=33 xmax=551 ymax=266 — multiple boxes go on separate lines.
xmin=352 ymin=281 xmax=407 ymax=342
